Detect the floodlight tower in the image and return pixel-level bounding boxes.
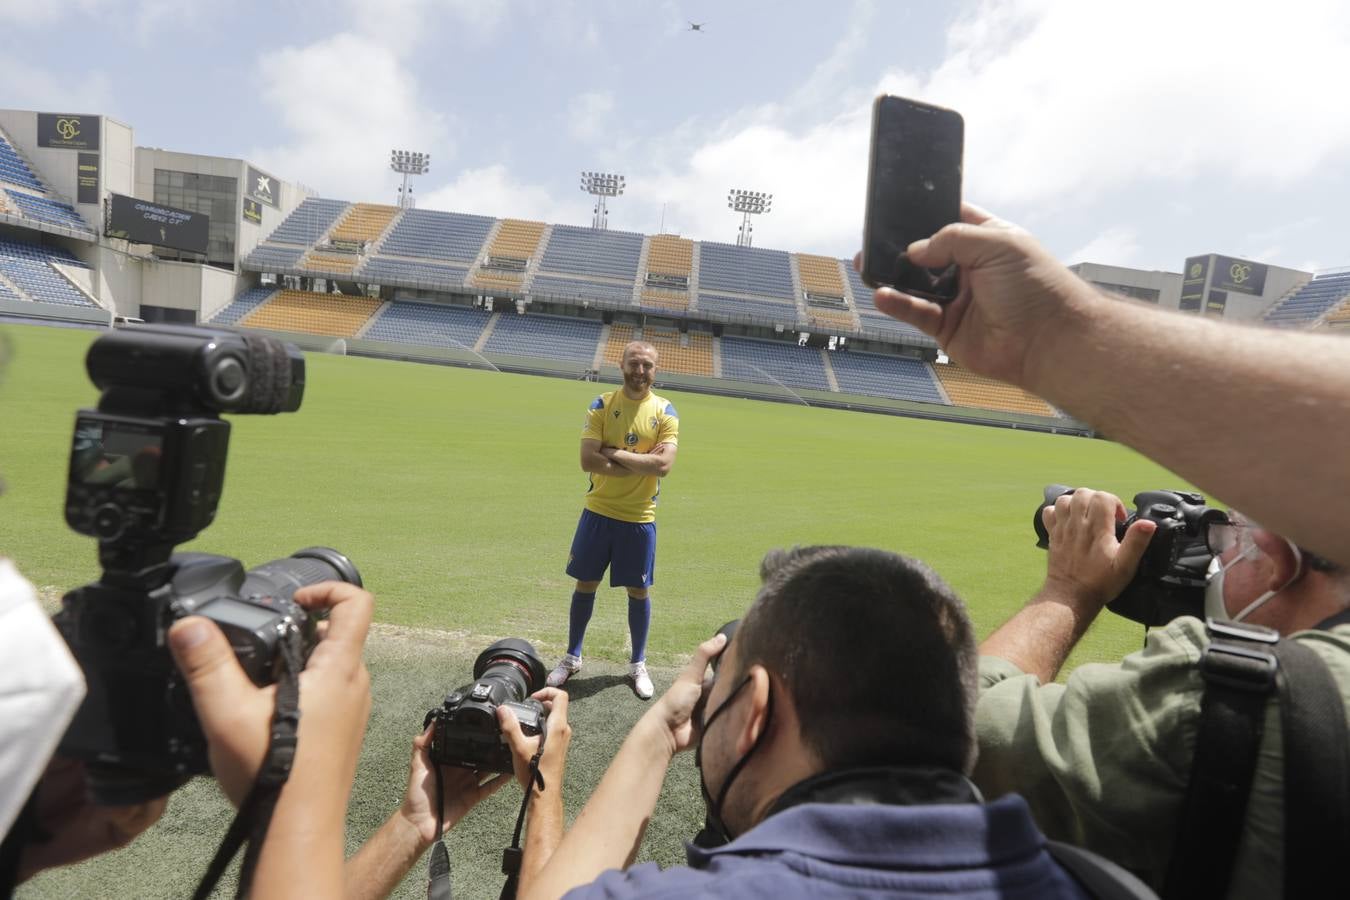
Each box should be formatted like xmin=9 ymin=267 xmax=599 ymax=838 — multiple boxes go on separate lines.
xmin=580 ymin=171 xmax=625 ymax=230
xmin=390 ymin=149 xmax=430 ymax=209
xmin=728 ymin=188 xmax=772 ymax=247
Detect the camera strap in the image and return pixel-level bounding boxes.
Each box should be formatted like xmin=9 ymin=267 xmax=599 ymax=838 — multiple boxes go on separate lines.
xmin=192 ymin=639 xmax=303 ymax=900
xmin=499 ymin=731 xmax=547 ymax=900
xmin=1163 ymin=619 xmax=1349 ymax=900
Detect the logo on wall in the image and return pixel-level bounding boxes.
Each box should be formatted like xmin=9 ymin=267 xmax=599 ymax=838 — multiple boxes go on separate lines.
xmin=242 ymin=197 xmax=263 ymax=225
xmin=1189 ymin=262 xmax=1203 ymax=278
xmin=1229 ymin=262 xmax=1251 ymax=284
xmin=37 ymin=112 xmax=101 ymax=150
xmin=245 ymin=166 xmax=280 ymax=208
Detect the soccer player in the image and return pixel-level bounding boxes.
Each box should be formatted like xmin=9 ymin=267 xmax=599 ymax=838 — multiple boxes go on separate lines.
xmin=547 ymin=341 xmax=679 ymax=700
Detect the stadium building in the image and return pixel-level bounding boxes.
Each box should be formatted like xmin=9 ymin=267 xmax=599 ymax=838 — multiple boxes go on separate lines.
xmin=3 ymin=106 xmax=1349 ymax=436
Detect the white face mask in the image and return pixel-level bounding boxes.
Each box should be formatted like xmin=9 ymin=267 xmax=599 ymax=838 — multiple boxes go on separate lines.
xmin=1203 ymin=539 xmax=1303 ymax=624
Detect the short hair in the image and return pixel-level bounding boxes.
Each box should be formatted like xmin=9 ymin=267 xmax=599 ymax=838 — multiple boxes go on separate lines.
xmin=621 ymin=341 xmax=657 ymax=363
xmin=731 ymin=546 xmax=979 ymax=774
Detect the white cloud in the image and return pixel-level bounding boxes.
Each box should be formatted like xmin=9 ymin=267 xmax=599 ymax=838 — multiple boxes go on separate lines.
xmin=248 ymin=33 xmax=452 ymax=200
xmin=419 ymin=164 xmax=578 ymax=224
xmin=346 ymin=0 xmax=511 ymax=50
xmin=1066 ymin=226 xmax=1141 ymax=267
xmin=566 ymin=91 xmax=615 ymax=143
xmin=0 ymin=0 xmax=106 ymax=27
xmin=0 ymin=55 xmax=114 ymax=113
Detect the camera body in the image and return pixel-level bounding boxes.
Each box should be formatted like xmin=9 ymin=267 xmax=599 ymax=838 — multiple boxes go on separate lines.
xmin=427 ymin=639 xmax=547 ymax=774
xmin=1035 ymin=485 xmax=1228 ymax=627
xmin=53 ymin=324 xmax=361 ymax=804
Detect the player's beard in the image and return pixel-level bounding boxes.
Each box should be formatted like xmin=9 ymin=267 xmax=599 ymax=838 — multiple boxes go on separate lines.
xmin=623 ymin=370 xmax=650 ymax=396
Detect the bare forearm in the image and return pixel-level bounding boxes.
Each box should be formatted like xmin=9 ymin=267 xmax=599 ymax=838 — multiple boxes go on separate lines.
xmin=522 ymin=717 xmax=672 ymax=900
xmin=345 ymin=812 xmax=428 ymax=900
xmin=581 ymin=454 xmax=633 ymax=476
xmin=608 ymin=449 xmax=670 ymax=477
xmin=253 ymin=778 xmax=351 ymax=899
xmin=1028 ymin=293 xmax=1350 ymax=566
xmin=980 ymin=585 xmax=1099 ymax=683
xmin=518 ymin=783 xmax=566 ymax=898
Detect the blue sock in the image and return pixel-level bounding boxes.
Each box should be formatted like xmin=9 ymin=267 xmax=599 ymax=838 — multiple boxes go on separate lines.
xmin=628 ymin=593 xmax=651 ymax=663
xmin=567 ymin=591 xmax=596 ymax=657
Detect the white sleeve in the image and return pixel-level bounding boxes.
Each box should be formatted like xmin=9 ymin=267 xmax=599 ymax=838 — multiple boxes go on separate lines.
xmin=0 ymin=558 xmax=86 ymax=837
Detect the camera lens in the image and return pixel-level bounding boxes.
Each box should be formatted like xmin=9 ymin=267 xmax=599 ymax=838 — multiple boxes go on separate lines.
xmin=472 ymin=638 xmax=546 ymax=702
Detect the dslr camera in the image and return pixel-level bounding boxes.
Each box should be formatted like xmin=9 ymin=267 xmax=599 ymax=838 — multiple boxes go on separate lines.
xmin=54 ymin=324 xmax=362 ymax=804
xmin=426 ymin=638 xmax=548 ymax=774
xmin=1034 ymin=485 xmax=1228 ymax=627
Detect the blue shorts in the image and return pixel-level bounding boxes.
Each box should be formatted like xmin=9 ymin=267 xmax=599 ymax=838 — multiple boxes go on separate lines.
xmin=566 ymin=509 xmax=657 ymax=588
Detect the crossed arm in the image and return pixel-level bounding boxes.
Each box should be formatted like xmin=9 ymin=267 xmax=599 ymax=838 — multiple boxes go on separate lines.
xmin=580 ymin=440 xmax=678 ymax=478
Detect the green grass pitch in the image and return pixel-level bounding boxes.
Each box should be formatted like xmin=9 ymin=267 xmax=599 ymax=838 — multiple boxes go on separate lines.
xmin=3 ymin=322 xmax=1183 ymax=898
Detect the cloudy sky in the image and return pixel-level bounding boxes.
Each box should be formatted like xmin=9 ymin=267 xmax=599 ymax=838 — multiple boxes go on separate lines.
xmin=3 ymin=0 xmax=1348 ymax=272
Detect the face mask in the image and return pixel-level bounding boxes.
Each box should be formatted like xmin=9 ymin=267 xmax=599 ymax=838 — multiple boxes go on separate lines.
xmin=693 ymin=674 xmax=772 ymax=848
xmin=1204 ymin=539 xmax=1303 ymax=624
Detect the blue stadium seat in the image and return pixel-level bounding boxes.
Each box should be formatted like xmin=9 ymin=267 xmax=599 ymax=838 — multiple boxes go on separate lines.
xmin=0 ymin=136 xmax=45 ymax=192
xmin=361 ymin=256 xmax=470 ymax=286
xmin=698 ymin=243 xmax=794 ymax=300
xmin=362 ymin=302 xmax=490 ymax=349
xmin=1264 ymin=273 xmax=1350 ymax=327
xmin=211 ymin=287 xmax=278 ymax=325
xmin=829 ymin=351 xmax=947 ymax=404
xmin=483 ymin=313 xmax=602 ymax=364
xmin=263 ymin=198 xmax=349 ymax=245
xmin=530 ymin=274 xmax=633 ymax=305
xmin=697 ymin=293 xmax=800 ymax=324
xmin=244 ymin=244 xmax=306 ymax=271
xmin=380 ymin=209 xmax=494 ymax=262
xmin=720 ymin=337 xmax=830 ymax=391
xmin=3 ymin=190 xmax=93 ymax=234
xmin=0 ymin=237 xmax=95 ymax=307
xmin=538 ymin=225 xmax=643 ymax=281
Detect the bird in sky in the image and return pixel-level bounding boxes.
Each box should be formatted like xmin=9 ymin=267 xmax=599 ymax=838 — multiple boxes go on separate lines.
xmin=688 ymin=21 xmax=705 ymax=32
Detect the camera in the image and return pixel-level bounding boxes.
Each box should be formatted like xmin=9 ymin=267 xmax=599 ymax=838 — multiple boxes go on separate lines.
xmin=53 ymin=324 xmax=362 ymax=804
xmin=426 ymin=639 xmax=548 ymax=774
xmin=1034 ymin=485 xmax=1228 ymax=627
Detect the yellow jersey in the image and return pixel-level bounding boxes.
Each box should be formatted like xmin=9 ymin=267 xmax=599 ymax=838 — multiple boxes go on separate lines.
xmin=581 ymin=389 xmax=679 ymax=523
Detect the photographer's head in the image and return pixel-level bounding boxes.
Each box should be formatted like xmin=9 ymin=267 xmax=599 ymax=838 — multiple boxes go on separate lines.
xmin=1205 ymin=513 xmax=1348 ymax=631
xmin=698 ymin=545 xmax=979 ymax=838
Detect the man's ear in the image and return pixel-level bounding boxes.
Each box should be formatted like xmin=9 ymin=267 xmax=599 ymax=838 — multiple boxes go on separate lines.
xmin=735 ymin=665 xmax=773 ymax=756
xmin=1252 ymin=529 xmax=1304 ymax=591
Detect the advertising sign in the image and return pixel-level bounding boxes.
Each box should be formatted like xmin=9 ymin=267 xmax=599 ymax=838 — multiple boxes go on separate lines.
xmin=38 ymin=113 xmax=100 ymax=150
xmin=106 ymin=193 xmax=209 ymax=254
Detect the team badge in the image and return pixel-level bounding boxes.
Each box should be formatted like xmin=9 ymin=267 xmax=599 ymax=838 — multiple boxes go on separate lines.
xmin=649 ymin=417 xmax=659 ymax=429
xmin=625 ymin=432 xmax=638 ymax=446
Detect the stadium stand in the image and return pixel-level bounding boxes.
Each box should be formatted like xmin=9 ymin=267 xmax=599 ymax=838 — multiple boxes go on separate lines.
xmin=380 ymin=209 xmax=494 ymax=262
xmin=604 ymin=323 xmax=713 ymax=376
xmin=260 ymin=198 xmax=349 ymax=246
xmin=829 ymin=351 xmax=947 ymax=404
xmin=360 ymin=256 xmax=469 ymax=286
xmin=210 ymin=286 xmax=278 ymax=325
xmin=698 ymin=292 xmax=801 ymax=323
xmin=530 ymin=274 xmax=634 ymax=304
xmin=843 ymin=261 xmax=933 ymax=343
xmin=647 ymin=234 xmax=693 ymax=278
xmin=797 ymin=253 xmax=845 ymax=298
xmin=1262 ymin=271 xmax=1350 ymax=328
xmin=807 ymin=306 xmax=856 ymax=333
xmin=0 ymin=237 xmax=95 ymax=307
xmin=471 ymin=219 xmax=546 ymax=292
xmin=328 ymin=203 xmax=399 ymax=246
xmin=240 ymin=290 xmax=382 ymax=338
xmin=246 ymin=244 xmax=306 ymax=271
xmin=4 ymin=190 xmax=92 ymax=234
xmin=698 ymin=243 xmax=794 ymax=300
xmin=720 ymin=336 xmax=830 ymax=391
xmin=300 ymin=251 xmax=359 ymax=275
xmin=362 ymin=301 xmax=490 ymax=349
xmin=0 ymin=134 xmax=44 ymax=192
xmin=540 ymin=225 xmax=643 ymax=281
xmin=483 ymin=312 xmax=602 ymax=364
xmin=932 ymin=362 xmax=1056 ymax=417
xmin=1322 ymin=294 xmax=1350 ymax=327
xmin=638 ymin=287 xmax=691 ymax=313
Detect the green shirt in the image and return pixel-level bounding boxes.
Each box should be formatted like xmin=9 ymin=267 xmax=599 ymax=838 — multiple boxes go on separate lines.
xmin=974 ymin=616 xmax=1350 ymax=899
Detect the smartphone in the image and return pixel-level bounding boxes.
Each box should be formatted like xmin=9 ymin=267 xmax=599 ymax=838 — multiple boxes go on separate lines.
xmin=861 ymin=95 xmax=964 ymax=303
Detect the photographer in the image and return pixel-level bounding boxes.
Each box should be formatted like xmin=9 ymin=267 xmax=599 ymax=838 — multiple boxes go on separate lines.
xmin=975 ymin=488 xmax=1350 ymax=898
xmin=514 ymin=546 xmax=1143 ymax=899
xmin=863 ymin=205 xmax=1350 ymax=568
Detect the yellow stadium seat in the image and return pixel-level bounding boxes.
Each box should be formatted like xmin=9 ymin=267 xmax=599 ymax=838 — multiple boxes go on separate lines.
xmin=797 ymin=253 xmax=845 ymax=298
xmin=240 ymin=290 xmax=383 ymax=338
xmin=932 ymin=363 xmax=1055 ymax=417
xmin=647 ymin=235 xmax=693 ymax=277
xmin=604 ymin=323 xmax=712 ymax=376
xmin=328 ymin=204 xmax=400 ymax=245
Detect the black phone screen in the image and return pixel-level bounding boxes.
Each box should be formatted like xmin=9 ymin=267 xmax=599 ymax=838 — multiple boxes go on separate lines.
xmin=862 ymin=96 xmax=964 ymax=302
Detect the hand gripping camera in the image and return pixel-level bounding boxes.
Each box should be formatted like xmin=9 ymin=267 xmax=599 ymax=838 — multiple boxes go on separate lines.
xmin=425 ymin=639 xmax=548 ymax=774
xmin=54 ymin=324 xmax=362 ymax=804
xmin=1034 ymin=485 xmax=1229 ymax=627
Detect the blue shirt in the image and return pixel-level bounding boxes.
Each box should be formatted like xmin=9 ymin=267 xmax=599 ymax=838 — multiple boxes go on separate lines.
xmin=563 ymin=794 xmax=1090 ymax=899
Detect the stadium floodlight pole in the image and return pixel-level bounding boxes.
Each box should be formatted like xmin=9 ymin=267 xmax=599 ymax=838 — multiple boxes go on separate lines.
xmin=728 ymin=188 xmax=772 ymax=247
xmin=581 ymin=171 xmax=625 ymax=230
xmin=390 ymin=150 xmax=431 ymax=210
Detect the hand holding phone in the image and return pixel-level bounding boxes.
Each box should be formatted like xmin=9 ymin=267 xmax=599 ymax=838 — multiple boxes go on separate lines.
xmin=861 ymin=95 xmax=964 ymax=303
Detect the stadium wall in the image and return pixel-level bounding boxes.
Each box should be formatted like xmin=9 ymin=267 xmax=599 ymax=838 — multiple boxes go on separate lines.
xmin=1070 ymin=263 xmax=1181 ymax=307
xmin=140 ymin=258 xmax=242 ymax=321
xmin=86 ymin=244 xmax=143 ymax=317
xmin=0 ymin=108 xmax=122 ymax=233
